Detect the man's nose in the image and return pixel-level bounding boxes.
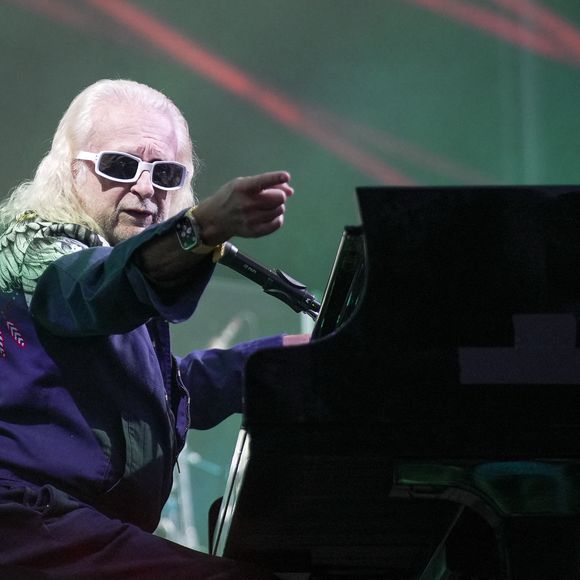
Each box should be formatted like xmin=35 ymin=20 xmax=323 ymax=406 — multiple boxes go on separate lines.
xmin=132 ymin=170 xmax=155 ymax=198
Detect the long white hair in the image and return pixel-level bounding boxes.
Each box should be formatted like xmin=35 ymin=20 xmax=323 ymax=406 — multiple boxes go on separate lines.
xmin=0 ymin=79 xmax=199 ymax=232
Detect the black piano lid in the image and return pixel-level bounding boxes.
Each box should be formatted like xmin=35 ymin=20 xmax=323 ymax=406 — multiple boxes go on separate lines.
xmin=244 ymin=184 xmax=580 ymax=458
xmin=355 ymin=184 xmax=580 ymax=348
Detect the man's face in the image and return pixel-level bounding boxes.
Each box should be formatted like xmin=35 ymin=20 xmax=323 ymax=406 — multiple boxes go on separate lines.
xmin=75 ymin=102 xmax=180 ymax=245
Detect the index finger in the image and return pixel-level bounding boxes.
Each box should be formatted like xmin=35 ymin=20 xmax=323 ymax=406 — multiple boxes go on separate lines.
xmin=237 ymin=171 xmax=291 ymax=193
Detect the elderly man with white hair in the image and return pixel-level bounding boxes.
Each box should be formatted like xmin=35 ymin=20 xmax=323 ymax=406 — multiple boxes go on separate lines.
xmin=0 ymin=79 xmax=303 ymax=579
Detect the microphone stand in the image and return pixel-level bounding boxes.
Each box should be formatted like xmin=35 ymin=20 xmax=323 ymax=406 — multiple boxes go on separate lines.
xmin=213 ymin=242 xmax=320 ymax=320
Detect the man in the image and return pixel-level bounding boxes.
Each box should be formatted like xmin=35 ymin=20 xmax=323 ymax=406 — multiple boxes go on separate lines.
xmin=0 ymin=79 xmax=303 ymax=579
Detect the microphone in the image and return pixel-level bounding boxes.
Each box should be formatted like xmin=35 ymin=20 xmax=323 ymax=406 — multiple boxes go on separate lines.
xmin=213 ymin=242 xmax=320 ymax=319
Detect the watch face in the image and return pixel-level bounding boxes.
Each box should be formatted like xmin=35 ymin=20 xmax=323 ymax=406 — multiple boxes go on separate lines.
xmin=176 ymin=214 xmax=200 ymax=251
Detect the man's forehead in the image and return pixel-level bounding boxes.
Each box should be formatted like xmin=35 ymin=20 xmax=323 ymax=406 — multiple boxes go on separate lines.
xmin=88 ymin=102 xmax=177 ymax=153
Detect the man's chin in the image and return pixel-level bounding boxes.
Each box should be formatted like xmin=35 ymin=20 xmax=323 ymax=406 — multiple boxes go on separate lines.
xmin=107 ymin=224 xmax=148 ymax=245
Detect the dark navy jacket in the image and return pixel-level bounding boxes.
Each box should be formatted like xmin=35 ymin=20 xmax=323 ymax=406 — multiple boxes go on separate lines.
xmin=0 ymin=211 xmax=281 ymax=531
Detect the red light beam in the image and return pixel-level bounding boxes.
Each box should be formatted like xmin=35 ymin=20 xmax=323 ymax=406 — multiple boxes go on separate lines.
xmin=491 ymin=0 xmax=580 ymax=62
xmin=406 ymin=0 xmax=579 ymax=65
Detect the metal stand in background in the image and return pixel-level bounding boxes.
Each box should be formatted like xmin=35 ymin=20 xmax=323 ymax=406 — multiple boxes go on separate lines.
xmin=158 ymin=438 xmax=225 ymax=550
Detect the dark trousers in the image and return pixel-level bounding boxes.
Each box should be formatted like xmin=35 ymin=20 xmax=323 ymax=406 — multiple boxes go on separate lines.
xmin=0 ymin=482 xmax=275 ymax=580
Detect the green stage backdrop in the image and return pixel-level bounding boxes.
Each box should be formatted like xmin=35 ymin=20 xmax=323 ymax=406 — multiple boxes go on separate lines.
xmin=2 ymin=0 xmax=580 ymax=551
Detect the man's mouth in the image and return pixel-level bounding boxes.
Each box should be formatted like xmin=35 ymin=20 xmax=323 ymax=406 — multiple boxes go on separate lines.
xmin=121 ymin=209 xmax=156 ymax=225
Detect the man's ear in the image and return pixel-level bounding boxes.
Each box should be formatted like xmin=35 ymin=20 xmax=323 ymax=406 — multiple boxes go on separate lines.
xmin=71 ymin=160 xmax=84 ymax=183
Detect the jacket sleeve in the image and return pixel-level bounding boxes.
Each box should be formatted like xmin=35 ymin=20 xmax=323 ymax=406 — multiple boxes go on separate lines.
xmin=30 ymin=211 xmax=214 ymax=337
xmin=176 ymin=334 xmax=284 ymax=429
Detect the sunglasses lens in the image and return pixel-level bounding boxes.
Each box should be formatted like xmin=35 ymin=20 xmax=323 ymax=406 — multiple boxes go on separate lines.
xmin=152 ymin=162 xmax=185 ymax=189
xmin=99 ymin=153 xmax=139 ymax=180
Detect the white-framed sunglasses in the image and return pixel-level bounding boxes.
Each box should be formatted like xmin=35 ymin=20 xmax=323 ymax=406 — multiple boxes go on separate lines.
xmin=76 ymin=150 xmax=188 ymax=191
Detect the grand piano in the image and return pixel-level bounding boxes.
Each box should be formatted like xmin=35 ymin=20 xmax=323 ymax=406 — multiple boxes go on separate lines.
xmin=211 ymin=186 xmax=580 ymax=578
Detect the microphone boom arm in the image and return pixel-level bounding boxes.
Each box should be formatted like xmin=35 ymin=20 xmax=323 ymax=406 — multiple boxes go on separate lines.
xmin=213 ymin=242 xmax=320 ymax=319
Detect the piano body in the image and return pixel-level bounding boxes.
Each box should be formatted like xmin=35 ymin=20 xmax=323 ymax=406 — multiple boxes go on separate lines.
xmin=211 ymin=186 xmax=580 ymax=578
